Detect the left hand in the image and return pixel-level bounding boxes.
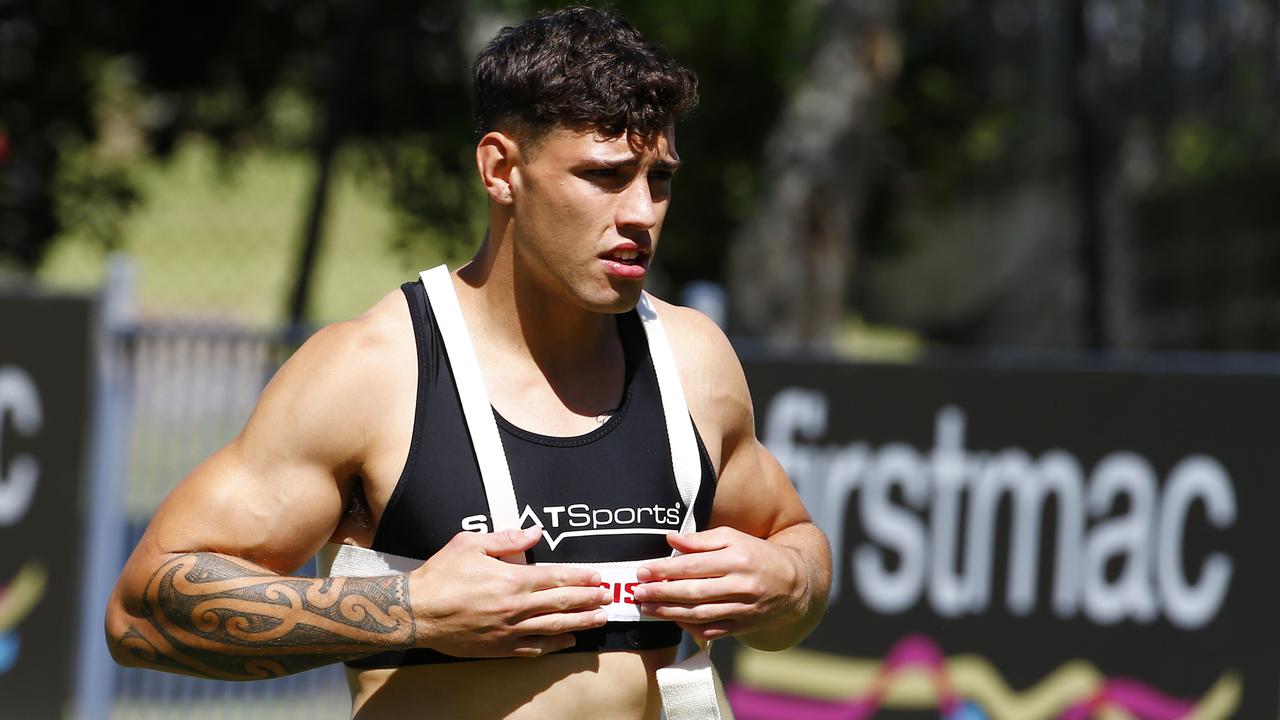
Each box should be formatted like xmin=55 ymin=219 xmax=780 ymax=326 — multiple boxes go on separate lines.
xmin=633 ymin=526 xmax=808 ymax=642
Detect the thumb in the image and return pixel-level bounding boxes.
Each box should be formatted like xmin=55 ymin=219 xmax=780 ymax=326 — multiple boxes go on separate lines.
xmin=474 ymin=526 xmax=542 ymax=556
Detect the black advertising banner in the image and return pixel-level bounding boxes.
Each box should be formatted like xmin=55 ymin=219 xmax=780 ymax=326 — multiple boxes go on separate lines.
xmin=728 ymin=359 xmax=1273 ymax=720
xmin=0 ymin=295 xmax=94 ymax=717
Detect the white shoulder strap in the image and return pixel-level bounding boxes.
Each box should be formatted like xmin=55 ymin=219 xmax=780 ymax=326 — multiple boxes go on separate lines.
xmin=635 ymin=293 xmax=703 ymax=540
xmin=419 ymin=265 xmax=523 ymax=536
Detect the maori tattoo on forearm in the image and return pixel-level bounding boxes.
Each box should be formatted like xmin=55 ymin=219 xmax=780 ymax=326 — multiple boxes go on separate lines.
xmin=117 ymin=553 xmax=414 ymax=680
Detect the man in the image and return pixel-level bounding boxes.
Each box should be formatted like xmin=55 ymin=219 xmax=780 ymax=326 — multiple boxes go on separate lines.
xmin=106 ymin=7 xmax=831 ymax=719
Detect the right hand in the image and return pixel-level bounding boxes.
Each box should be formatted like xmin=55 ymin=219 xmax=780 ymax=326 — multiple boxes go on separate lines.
xmin=407 ymin=528 xmax=610 ymax=658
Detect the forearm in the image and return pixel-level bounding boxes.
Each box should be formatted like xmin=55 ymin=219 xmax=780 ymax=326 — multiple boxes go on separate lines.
xmin=106 ymin=552 xmax=414 ymax=680
xmin=739 ymin=522 xmax=831 ymax=651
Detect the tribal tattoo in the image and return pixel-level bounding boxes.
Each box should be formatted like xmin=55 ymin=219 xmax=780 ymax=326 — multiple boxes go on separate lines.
xmin=118 ymin=553 xmax=415 ymax=680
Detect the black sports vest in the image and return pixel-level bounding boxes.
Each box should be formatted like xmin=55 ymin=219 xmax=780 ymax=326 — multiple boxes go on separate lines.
xmin=347 ymin=281 xmax=717 ymax=668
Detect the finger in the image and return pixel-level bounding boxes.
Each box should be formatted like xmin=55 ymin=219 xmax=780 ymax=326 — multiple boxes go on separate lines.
xmin=466 ymin=527 xmax=542 ymax=557
xmin=518 ymin=586 xmax=611 ymax=620
xmin=639 ymin=601 xmax=755 ymax=624
xmin=521 ymin=564 xmax=604 ymax=591
xmin=632 ymin=578 xmax=746 ymax=604
xmin=665 ymin=528 xmax=737 ymax=554
xmin=512 ymin=609 xmax=609 ymax=637
xmin=509 ymin=634 xmax=579 ymax=658
xmin=678 ymin=621 xmax=739 ymax=643
xmin=638 ymin=549 xmax=733 ymax=582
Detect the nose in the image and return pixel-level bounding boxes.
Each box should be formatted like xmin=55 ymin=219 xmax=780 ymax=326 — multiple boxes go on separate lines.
xmin=616 ymin=176 xmax=660 ymax=231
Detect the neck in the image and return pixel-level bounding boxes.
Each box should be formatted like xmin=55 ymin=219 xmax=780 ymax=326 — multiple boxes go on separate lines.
xmin=455 ymin=222 xmax=620 ymax=375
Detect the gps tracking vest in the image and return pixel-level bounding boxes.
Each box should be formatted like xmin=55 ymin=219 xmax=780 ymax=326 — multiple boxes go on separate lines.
xmin=323 ymin=266 xmax=734 ymax=719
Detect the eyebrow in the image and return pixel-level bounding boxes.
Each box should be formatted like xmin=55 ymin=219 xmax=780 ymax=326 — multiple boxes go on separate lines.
xmin=580 ymin=157 xmax=682 ymax=172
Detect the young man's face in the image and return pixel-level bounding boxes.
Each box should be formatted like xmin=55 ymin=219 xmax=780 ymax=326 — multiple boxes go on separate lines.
xmin=508 ymin=125 xmax=679 ymax=314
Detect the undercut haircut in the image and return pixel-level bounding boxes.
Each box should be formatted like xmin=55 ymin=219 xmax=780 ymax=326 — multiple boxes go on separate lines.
xmin=472 ymin=6 xmax=699 ymax=150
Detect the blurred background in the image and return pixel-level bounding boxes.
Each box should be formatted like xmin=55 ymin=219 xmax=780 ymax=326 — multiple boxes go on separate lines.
xmin=1 ymin=0 xmax=1278 ymax=718
xmin=6 ymin=0 xmax=1278 ymax=350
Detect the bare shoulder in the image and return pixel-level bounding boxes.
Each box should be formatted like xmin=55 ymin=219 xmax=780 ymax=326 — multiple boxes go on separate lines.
xmin=273 ymin=290 xmax=409 ymax=399
xmin=645 ymin=294 xmax=739 ymax=374
xmin=321 ymin=287 xmax=412 ymax=358
xmin=241 ymin=289 xmax=415 ymax=467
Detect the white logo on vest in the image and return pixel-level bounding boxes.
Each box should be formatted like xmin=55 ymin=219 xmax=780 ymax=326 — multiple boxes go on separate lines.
xmin=460 ymin=501 xmax=683 ymax=550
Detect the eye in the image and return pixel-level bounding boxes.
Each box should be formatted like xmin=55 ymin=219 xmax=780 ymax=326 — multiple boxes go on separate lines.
xmin=580 ymin=167 xmax=632 ymax=192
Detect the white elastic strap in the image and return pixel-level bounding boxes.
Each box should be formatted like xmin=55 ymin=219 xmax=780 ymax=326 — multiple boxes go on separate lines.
xmin=656 ymin=645 xmax=734 ymax=720
xmin=632 ymin=294 xmax=732 ymax=712
xmin=636 ymin=294 xmax=733 ymax=719
xmin=323 ymin=543 xmax=421 ymax=577
xmin=635 ymin=294 xmax=702 ymax=541
xmin=420 ymin=266 xmax=523 ymax=541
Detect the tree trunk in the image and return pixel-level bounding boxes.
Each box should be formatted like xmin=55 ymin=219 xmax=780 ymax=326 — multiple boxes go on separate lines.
xmin=727 ymin=0 xmax=898 ymax=347
xmin=285 ymin=1 xmax=358 ymax=336
xmin=1067 ymin=0 xmax=1109 ymax=350
xmin=285 ymin=134 xmax=337 ymax=335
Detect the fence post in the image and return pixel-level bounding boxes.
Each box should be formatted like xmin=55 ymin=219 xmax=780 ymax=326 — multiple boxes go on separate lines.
xmin=73 ymin=253 xmax=136 ymax=720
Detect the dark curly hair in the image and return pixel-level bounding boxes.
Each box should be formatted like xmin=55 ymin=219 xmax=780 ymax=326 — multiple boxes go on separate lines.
xmin=472 ymin=6 xmax=698 ymax=149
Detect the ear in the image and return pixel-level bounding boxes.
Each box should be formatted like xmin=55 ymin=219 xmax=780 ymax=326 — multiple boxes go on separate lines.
xmin=476 ymin=131 xmax=520 ymax=206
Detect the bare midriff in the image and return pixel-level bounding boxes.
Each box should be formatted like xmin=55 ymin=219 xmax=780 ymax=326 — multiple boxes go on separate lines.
xmin=348 ymin=647 xmax=678 ymax=719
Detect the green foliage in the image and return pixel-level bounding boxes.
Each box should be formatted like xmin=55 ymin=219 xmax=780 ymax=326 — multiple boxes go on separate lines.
xmin=881 ymin=1 xmax=1037 ymax=200
xmin=52 ymin=144 xmax=140 ymax=252
xmin=5 ymin=0 xmax=482 ymax=317
xmin=363 ymin=134 xmax=489 ymax=267
xmin=10 ymin=0 xmax=1278 ymax=306
xmin=864 ymin=0 xmax=1280 ymax=264
xmin=1 ymin=0 xmax=106 ymax=269
xmin=7 ymin=0 xmax=822 ymax=290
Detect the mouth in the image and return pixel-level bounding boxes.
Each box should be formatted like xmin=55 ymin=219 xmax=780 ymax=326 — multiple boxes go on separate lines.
xmin=601 ymin=247 xmax=647 ymax=265
xmin=599 ymin=245 xmax=650 ymax=279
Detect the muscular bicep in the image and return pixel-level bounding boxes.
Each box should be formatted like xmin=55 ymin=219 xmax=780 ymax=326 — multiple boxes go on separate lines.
xmin=114 ymin=445 xmax=348 ymax=622
xmin=115 ymin=320 xmax=389 ymax=613
xmin=711 ymin=436 xmax=811 ymax=539
xmin=145 ymin=436 xmax=349 ymax=572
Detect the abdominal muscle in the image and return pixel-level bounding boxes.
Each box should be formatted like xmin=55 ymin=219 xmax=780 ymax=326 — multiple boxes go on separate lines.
xmin=348 ymin=646 xmax=678 ymax=720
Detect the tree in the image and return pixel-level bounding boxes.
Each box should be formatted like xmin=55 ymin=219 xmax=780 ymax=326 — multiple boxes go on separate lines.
xmin=726 ymin=0 xmax=899 ymax=345
xmin=108 ymin=0 xmax=476 ymax=329
xmin=7 ymin=0 xmax=820 ymax=328
xmin=0 ymin=0 xmax=138 ymax=272
xmin=2 ymin=0 xmax=478 ymax=329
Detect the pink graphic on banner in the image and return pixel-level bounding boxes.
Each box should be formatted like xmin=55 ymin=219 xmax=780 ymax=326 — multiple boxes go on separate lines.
xmin=728 ymin=633 xmax=1202 ymax=720
xmin=730 ymin=634 xmax=980 ymax=720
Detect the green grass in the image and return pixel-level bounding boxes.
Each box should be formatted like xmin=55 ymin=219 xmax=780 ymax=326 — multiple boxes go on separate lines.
xmin=41 ymin=138 xmax=453 ymax=327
